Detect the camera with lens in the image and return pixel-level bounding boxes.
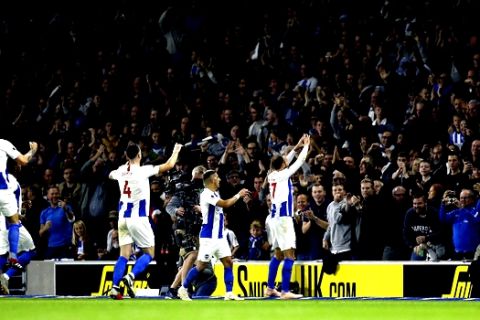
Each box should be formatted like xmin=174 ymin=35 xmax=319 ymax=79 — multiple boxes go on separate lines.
xmin=164 ymin=170 xmax=189 ymax=194
xmin=442 ymin=190 xmax=458 ymax=206
xmin=165 ymin=171 xmax=203 ymax=251
xmin=174 ymin=229 xmax=198 ymax=255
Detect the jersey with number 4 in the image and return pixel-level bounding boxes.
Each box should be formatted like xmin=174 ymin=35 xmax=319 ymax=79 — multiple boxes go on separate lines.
xmin=110 ymin=163 xmax=157 ymax=219
xmin=268 ymin=144 xmax=308 ymax=218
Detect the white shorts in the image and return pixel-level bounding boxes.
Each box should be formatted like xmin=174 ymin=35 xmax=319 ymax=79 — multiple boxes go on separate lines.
xmin=0 ymin=226 xmax=36 ymax=255
xmin=118 ymin=218 xmax=154 ymax=248
xmin=197 ymin=237 xmax=232 ymax=262
xmin=265 ymin=216 xmax=273 ymax=245
xmin=0 ymin=191 xmax=18 ymax=217
xmin=269 ymin=216 xmax=296 ymax=251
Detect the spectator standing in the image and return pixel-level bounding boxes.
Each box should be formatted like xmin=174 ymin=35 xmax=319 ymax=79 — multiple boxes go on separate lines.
xmin=323 ymin=183 xmax=354 ymax=262
xmin=247 ymin=104 xmax=267 ymax=151
xmin=218 ymin=168 xmax=251 ymax=257
xmin=39 ymin=185 xmax=75 ymax=260
xmin=429 ymin=144 xmax=446 ymax=177
xmin=439 ymin=189 xmax=480 ymax=260
xmin=383 ymin=186 xmax=411 ymax=260
xmin=391 ymin=152 xmax=416 ymax=194
xmin=248 ymin=174 xmax=268 ymax=218
xmin=22 ymin=184 xmax=49 ymax=258
xmin=466 ymin=139 xmax=480 ymax=169
xmin=427 ymin=183 xmax=446 ymax=211
xmin=413 ymin=160 xmax=437 ymax=197
xmin=292 ymin=193 xmax=309 ymax=261
xmin=301 ymin=183 xmax=329 ymax=260
xmin=436 ymin=152 xmax=469 ymax=193
xmin=352 ymin=178 xmax=388 ymax=260
xmin=242 ymin=141 xmax=268 ymax=187
xmin=100 ymin=121 xmax=120 ymax=154
xmin=78 ymin=144 xmax=117 ymax=246
xmin=403 ymin=194 xmax=446 ymax=261
xmin=38 ymin=167 xmax=56 ymax=199
xmin=141 ymin=108 xmax=161 ymax=139
xmin=57 ymin=166 xmax=83 ymax=215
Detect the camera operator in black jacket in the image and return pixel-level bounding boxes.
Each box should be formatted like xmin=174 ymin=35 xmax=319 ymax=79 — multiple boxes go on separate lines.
xmin=165 ymin=165 xmax=205 ymax=298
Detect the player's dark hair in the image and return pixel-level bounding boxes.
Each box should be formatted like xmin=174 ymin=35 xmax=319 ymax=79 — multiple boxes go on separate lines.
xmin=203 ymin=170 xmax=217 ymax=183
xmin=126 ymin=144 xmax=140 ymax=160
xmin=270 ymin=155 xmax=285 ymax=170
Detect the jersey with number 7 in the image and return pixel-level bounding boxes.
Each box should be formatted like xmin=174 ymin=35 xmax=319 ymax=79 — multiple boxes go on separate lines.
xmin=268 ymin=144 xmax=309 ymax=218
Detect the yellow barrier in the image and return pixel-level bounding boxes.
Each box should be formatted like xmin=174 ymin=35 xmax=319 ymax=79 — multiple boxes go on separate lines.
xmin=25 ymin=260 xmax=473 ymax=297
xmin=211 ymin=261 xmax=471 ymax=298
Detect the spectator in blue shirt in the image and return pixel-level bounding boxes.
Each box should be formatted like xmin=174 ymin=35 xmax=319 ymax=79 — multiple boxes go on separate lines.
xmin=39 ymin=186 xmax=75 ymax=260
xmin=439 ymin=189 xmax=480 ymax=260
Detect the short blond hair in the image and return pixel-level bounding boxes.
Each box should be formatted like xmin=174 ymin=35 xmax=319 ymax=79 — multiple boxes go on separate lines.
xmin=250 ymin=220 xmax=263 ymax=230
xmin=191 ymin=165 xmax=206 ymax=178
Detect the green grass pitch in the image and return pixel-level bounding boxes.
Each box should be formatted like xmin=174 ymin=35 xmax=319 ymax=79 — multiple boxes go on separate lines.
xmin=1 ymin=298 xmax=478 ymax=320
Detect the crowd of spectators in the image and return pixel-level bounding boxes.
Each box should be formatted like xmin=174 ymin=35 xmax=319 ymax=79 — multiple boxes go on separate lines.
xmin=1 ymin=0 xmax=480 ymax=266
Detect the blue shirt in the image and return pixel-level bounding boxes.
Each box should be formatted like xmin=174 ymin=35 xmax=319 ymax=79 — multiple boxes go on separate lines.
xmin=439 ymin=203 xmax=480 ymax=253
xmin=40 ymin=206 xmax=73 ymax=248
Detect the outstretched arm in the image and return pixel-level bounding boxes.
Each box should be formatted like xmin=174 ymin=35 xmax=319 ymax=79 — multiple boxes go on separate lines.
xmin=15 ymin=141 xmax=38 ymax=166
xmin=284 ymin=134 xmax=310 ymax=175
xmin=157 ymin=143 xmax=183 ymax=174
xmin=216 ymin=188 xmax=250 ymax=208
xmin=285 ymin=135 xmax=308 ymax=164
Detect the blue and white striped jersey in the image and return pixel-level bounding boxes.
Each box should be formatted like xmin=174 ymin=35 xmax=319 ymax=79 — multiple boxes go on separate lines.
xmin=0 ymin=139 xmax=21 ymax=190
xmin=268 ymin=144 xmax=309 ymax=219
xmin=0 ymin=174 xmax=21 ymax=231
xmin=199 ymin=188 xmax=225 ymax=239
xmin=109 ymin=162 xmax=158 ymax=219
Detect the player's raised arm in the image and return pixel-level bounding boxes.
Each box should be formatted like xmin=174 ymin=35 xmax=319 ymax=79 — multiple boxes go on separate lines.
xmin=157 ymin=143 xmax=183 ymax=174
xmin=15 ymin=141 xmax=38 ymax=166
